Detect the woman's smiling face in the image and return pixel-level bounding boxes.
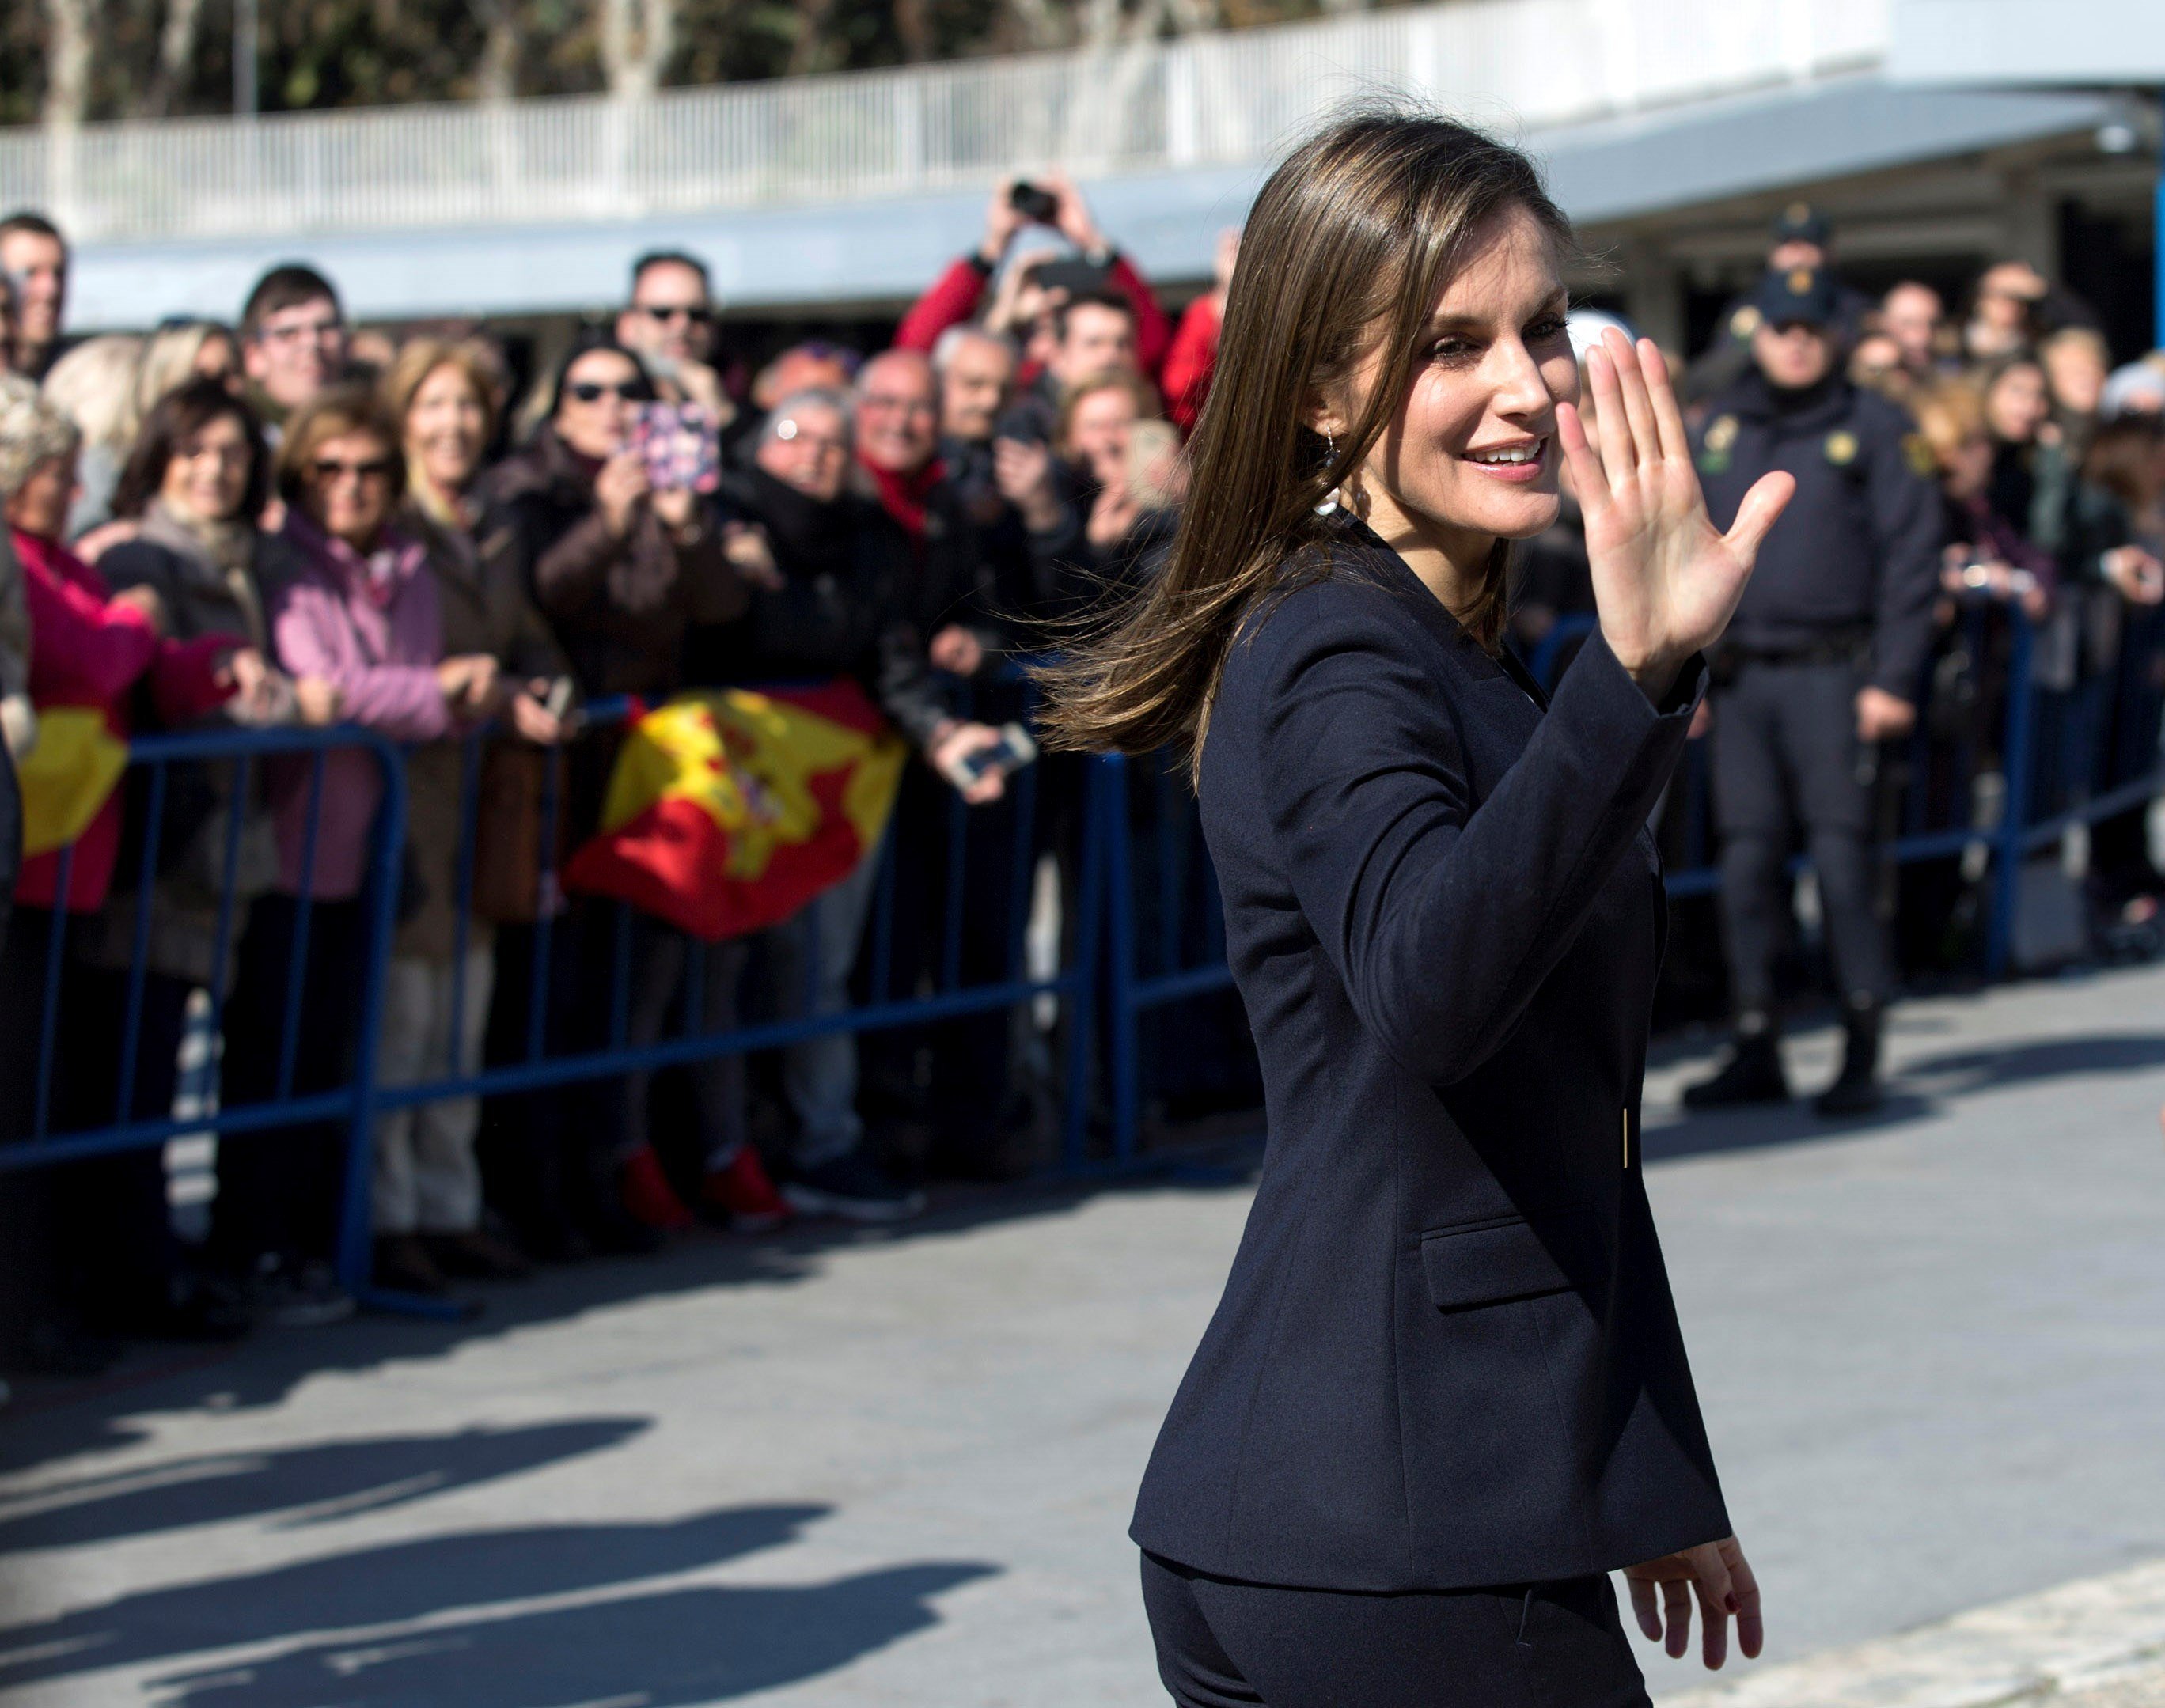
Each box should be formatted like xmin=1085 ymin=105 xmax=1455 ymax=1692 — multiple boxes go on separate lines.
xmin=1323 ymin=203 xmax=1577 ymax=559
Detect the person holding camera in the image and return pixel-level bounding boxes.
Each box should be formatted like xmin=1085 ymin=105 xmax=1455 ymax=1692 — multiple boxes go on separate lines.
xmin=895 ymin=175 xmax=1170 ymax=384
xmin=1683 ymin=267 xmax=1940 ymax=1118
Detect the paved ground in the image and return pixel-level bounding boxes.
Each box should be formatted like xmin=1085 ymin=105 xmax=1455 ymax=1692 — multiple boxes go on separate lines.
xmin=2 ymin=961 xmax=2164 ymax=1706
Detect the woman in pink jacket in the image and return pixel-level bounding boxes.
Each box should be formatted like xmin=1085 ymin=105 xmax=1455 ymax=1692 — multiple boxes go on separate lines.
xmin=213 ymin=386 xmax=501 ymax=1327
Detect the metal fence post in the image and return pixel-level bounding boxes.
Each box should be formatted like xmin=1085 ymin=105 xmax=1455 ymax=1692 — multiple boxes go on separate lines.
xmin=1987 ymin=606 xmax=2038 ymax=979
xmin=1100 ymin=752 xmax=1140 ymax=1164
xmin=336 ymin=738 xmax=434 ymax=1312
xmin=1060 ymin=756 xmax=1111 ymax=1169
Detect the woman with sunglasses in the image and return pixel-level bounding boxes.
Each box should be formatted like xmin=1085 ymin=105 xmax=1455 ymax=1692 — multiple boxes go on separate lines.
xmin=476 ymin=337 xmax=748 ymax=1254
xmin=214 ymin=385 xmax=503 ymax=1327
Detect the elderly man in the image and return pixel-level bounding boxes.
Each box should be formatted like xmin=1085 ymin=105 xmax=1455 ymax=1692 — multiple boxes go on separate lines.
xmin=0 ymin=212 xmax=69 ymax=381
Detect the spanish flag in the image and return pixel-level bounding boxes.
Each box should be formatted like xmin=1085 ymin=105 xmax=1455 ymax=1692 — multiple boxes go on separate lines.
xmin=563 ymin=678 xmax=906 ymax=941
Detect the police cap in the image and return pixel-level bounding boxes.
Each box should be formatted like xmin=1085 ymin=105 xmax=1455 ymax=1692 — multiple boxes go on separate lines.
xmin=1771 ymin=200 xmax=1831 ymax=248
xmin=1750 ymin=264 xmax=1839 ymax=330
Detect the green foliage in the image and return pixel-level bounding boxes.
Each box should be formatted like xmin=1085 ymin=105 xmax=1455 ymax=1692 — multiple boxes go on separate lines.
xmin=1 ymin=0 xmax=1410 ymax=125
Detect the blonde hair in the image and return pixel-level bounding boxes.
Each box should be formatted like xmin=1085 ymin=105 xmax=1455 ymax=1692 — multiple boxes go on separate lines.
xmin=41 ymin=333 xmax=146 ymax=453
xmin=1910 ymin=378 xmax=1986 ymax=467
xmin=135 ymin=322 xmax=237 ymax=419
xmin=381 ymin=339 xmax=503 ymax=520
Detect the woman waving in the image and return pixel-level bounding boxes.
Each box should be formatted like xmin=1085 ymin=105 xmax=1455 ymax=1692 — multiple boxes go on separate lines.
xmin=1042 ymin=110 xmax=1792 ymax=1707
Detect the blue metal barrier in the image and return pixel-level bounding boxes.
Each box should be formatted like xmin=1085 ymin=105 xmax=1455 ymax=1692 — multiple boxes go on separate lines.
xmin=8 ymin=596 xmax=2165 ymax=1320
xmin=1085 ymin=594 xmax=2165 ymax=1146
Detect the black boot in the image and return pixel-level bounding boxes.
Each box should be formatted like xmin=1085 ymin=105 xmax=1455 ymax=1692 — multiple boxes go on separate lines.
xmin=1682 ymin=1021 xmax=1790 ymax=1109
xmin=1814 ymin=998 xmax=1884 ymax=1117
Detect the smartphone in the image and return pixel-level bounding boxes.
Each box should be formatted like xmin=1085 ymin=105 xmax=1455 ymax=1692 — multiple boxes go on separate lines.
xmin=956 ymin=721 xmax=1039 ymax=783
xmin=628 ymin=401 xmax=722 ymax=494
xmin=543 ymin=675 xmax=576 ymax=721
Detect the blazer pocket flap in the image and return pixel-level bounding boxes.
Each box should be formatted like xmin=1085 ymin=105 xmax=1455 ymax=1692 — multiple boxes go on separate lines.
xmin=1420 ymin=1211 xmax=1598 ymax=1311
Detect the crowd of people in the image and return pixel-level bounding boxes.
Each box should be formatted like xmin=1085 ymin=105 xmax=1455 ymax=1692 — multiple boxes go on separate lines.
xmin=0 ymin=175 xmax=1220 ymax=1374
xmin=1 ymin=177 xmax=2162 ymax=1377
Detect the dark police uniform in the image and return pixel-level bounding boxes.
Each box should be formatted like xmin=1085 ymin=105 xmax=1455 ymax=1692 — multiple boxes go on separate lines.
xmin=1137 ymin=517 xmax=1728 ymax=1704
xmin=1687 ymin=267 xmax=1939 ymax=1112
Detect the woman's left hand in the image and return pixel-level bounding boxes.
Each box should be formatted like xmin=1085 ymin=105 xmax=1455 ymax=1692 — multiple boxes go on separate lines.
xmin=1624 ymin=1533 xmax=1764 ymax=1671
xmin=1560 ymin=329 xmax=1795 ymax=701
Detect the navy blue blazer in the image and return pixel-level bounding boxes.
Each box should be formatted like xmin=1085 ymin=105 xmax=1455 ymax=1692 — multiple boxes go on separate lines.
xmin=1130 ymin=521 xmax=1731 ymax=1592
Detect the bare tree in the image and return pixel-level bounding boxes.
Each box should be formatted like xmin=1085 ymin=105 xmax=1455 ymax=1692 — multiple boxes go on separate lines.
xmin=473 ymin=0 xmax=524 ymax=100
xmin=598 ymin=0 xmax=680 ymax=97
xmin=788 ymin=0 xmax=839 ymax=74
xmin=132 ymin=0 xmax=209 ymax=117
xmin=893 ymin=0 xmax=933 ymax=62
xmin=41 ymin=0 xmax=96 ymax=127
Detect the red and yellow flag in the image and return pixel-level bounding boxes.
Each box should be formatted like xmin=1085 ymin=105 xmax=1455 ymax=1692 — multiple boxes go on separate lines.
xmin=563 ymin=678 xmax=906 ymax=941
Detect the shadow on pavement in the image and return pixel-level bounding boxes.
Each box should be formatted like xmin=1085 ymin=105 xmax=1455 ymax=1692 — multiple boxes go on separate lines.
xmin=0 ymin=1418 xmax=649 ymax=1550
xmin=0 ymin=1505 xmax=847 ymax=1692
xmin=1644 ymin=1029 xmax=2165 ymax=1163
xmin=148 ymin=1565 xmax=998 ymax=1707
xmin=0 ymin=1147 xmax=1266 ymax=1479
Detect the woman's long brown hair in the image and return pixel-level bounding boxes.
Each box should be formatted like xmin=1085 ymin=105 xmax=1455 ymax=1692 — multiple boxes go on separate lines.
xmin=1035 ymin=106 xmax=1571 ymax=774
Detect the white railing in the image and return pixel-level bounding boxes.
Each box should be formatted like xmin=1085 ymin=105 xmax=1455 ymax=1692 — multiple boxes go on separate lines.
xmin=0 ymin=0 xmax=1889 ymax=246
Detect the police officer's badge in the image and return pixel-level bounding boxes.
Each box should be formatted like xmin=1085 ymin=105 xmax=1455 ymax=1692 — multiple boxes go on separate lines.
xmin=1699 ymin=414 xmax=1738 ymax=475
xmin=1788 ymin=267 xmax=1814 ymax=294
xmin=1902 ymin=432 xmax=1937 ymax=478
xmin=1823 ymin=429 xmax=1858 ymax=466
xmin=1728 ymin=305 xmax=1761 ymax=341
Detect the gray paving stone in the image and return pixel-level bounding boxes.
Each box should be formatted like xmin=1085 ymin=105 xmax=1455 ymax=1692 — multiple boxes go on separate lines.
xmin=2 ymin=960 xmax=2163 ymax=1705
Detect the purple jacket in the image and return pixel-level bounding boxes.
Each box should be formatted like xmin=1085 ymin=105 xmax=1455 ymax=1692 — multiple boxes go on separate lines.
xmin=264 ymin=515 xmax=450 ymax=899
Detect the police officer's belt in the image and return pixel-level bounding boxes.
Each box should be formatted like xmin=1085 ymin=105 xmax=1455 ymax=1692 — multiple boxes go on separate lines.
xmin=1716 ymin=628 xmax=1871 ymax=672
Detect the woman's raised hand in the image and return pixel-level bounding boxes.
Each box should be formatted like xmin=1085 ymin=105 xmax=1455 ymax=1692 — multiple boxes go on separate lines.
xmin=1557 ymin=329 xmax=1794 ymax=700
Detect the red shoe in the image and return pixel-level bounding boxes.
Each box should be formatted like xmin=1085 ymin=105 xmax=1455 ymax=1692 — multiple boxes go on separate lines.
xmin=703 ymin=1146 xmax=791 ymax=1233
xmin=620 ymin=1145 xmax=695 ymax=1232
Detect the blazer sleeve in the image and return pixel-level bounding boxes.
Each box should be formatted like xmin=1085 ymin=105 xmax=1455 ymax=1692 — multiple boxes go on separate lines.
xmin=1253 ymin=586 xmax=1702 ymax=1087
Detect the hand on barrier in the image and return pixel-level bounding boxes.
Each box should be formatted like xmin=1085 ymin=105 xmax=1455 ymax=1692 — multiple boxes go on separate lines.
xmin=508 ymin=678 xmax=569 ymax=744
xmin=1625 ymin=1533 xmax=1764 ymax=1671
xmin=435 ymin=653 xmax=502 ymax=718
xmin=294 ymin=676 xmax=343 ymax=725
xmin=1855 ymin=685 xmax=1917 ymax=742
xmin=1560 ymin=328 xmax=1794 ymax=703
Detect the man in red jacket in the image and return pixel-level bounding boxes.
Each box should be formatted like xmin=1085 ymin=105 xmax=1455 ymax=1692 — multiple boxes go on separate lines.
xmin=896 ymin=175 xmax=1170 ymax=385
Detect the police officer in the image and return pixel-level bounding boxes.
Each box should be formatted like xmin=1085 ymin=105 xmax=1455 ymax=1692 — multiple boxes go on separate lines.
xmin=1686 ymin=203 xmax=1873 ymax=403
xmin=1683 ymin=265 xmax=1940 ymax=1116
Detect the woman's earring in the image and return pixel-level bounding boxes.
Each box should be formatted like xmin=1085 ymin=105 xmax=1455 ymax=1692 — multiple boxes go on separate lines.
xmin=1318 ymin=430 xmax=1340 ymax=514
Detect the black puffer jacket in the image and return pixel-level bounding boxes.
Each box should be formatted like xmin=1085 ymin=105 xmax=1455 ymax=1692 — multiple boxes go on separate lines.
xmin=690 ymin=467 xmax=952 ymax=747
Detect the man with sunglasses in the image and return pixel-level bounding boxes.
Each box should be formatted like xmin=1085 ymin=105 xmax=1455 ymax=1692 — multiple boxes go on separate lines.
xmin=616 ymin=250 xmax=731 ymax=418
xmin=240 ymin=263 xmax=351 ymax=435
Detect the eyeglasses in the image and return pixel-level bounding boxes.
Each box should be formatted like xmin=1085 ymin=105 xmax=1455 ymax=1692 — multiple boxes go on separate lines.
xmin=566 ymin=381 xmax=654 ymax=404
xmin=638 ymin=303 xmax=714 ymax=327
xmin=259 ymin=316 xmax=345 ymax=346
xmin=859 ymin=392 xmax=936 ymax=418
xmin=309 ymin=456 xmax=393 ymax=485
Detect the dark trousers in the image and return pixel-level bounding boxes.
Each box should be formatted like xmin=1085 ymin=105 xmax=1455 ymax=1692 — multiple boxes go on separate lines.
xmin=0 ymin=915 xmax=191 ymax=1350
xmin=1141 ymin=1553 xmax=1651 ymax=1708
xmin=213 ymin=894 xmax=366 ymax=1272
xmin=1709 ymin=658 xmax=1892 ymax=1015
